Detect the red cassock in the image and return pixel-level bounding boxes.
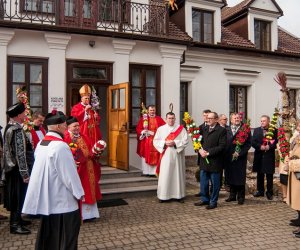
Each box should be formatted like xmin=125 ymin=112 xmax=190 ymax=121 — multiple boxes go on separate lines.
xmin=71 ymin=102 xmax=102 ymax=146
xmin=64 ymin=132 xmax=102 ymax=204
xmin=136 ymin=116 xmax=165 ymax=166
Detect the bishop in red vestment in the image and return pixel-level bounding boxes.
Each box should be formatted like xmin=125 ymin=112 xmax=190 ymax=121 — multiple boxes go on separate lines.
xmin=136 ymin=105 xmax=165 ymax=176
xmin=71 ymin=84 xmax=102 ymax=146
xmin=64 ymin=116 xmax=102 ymax=221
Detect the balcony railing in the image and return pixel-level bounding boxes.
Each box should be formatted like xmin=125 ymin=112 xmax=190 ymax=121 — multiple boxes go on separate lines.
xmin=0 ymin=0 xmax=170 ymax=37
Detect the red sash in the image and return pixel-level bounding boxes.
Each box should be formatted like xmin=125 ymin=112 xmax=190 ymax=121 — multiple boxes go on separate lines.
xmin=31 ymin=127 xmax=46 ymax=149
xmin=42 ymin=135 xmax=64 ymax=142
xmin=156 ymin=125 xmax=184 ymax=176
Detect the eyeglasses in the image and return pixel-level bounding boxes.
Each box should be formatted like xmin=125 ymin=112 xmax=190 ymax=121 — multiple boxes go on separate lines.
xmin=207 ymin=117 xmax=216 ymax=120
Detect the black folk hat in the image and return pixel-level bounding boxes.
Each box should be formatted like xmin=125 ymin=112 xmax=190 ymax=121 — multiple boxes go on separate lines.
xmin=44 ymin=110 xmax=66 ymax=126
xmin=6 ymin=102 xmax=26 ymax=118
xmin=66 ymin=116 xmax=78 ymax=126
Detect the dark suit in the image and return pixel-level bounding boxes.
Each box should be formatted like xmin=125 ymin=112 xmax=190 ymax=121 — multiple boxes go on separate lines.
xmin=252 ymin=127 xmax=278 ymax=195
xmin=198 ymin=123 xmax=227 ymax=206
xmin=225 ymin=124 xmax=252 ymax=201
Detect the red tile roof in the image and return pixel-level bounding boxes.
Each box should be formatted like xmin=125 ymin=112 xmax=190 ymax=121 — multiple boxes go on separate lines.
xmin=222 ymin=0 xmax=252 ymax=21
xmin=221 ymin=26 xmax=255 ymax=48
xmin=277 ymin=28 xmax=300 ymax=55
xmin=168 ymin=21 xmax=192 ymax=41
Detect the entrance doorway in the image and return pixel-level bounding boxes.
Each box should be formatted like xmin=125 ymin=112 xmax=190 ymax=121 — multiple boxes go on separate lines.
xmin=66 ymin=61 xmax=113 ymax=165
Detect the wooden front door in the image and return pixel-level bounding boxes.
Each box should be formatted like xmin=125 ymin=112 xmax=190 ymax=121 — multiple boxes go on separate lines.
xmin=108 ymin=83 xmax=129 ymax=170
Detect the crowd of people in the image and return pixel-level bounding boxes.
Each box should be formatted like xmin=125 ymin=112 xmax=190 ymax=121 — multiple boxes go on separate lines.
xmin=1 ymin=85 xmax=300 ymax=248
xmin=137 ymin=107 xmax=300 ymax=238
xmin=0 ymin=84 xmax=104 ymax=249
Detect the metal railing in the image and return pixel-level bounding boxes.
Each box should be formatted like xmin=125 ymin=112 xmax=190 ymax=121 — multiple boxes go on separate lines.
xmin=0 ymin=0 xmax=170 ymax=37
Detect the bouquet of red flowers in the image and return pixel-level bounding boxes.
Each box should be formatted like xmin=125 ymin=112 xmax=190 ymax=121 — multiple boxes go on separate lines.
xmin=277 ymin=127 xmax=289 ymax=162
xmin=92 ymin=140 xmax=107 ymax=156
xmin=232 ymin=120 xmax=251 ymax=161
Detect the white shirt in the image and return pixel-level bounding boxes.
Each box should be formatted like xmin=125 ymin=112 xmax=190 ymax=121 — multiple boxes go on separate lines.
xmin=22 ymin=132 xmax=84 ymax=215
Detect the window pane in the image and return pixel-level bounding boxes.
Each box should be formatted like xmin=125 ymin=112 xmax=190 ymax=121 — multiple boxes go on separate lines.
xmin=30 ymin=64 xmax=42 ymax=83
xmin=132 ymin=69 xmax=142 ymax=87
xmin=83 ymin=0 xmax=92 ymax=18
xmin=132 ymin=88 xmax=141 ymax=107
xmin=132 ymin=108 xmax=140 ymax=127
xmin=192 ymin=10 xmax=200 ymax=42
xmin=30 ymin=85 xmax=43 ymax=106
xmin=146 ymin=89 xmax=156 ymax=107
xmin=111 ymin=89 xmax=118 ymax=109
xmin=42 ymin=0 xmax=54 ymax=13
xmin=203 ymin=12 xmax=213 ymax=43
xmin=237 ymin=87 xmax=246 ymax=114
xmin=25 ymin=0 xmax=38 ymax=11
xmin=119 ymin=88 xmax=125 ymax=109
xmin=65 ymin=0 xmax=75 ymax=17
xmin=73 ymin=67 xmax=107 ymax=80
xmin=146 ymin=70 xmax=156 ymax=87
xmin=13 ymin=63 xmax=25 ymax=82
xmin=229 ymin=87 xmax=235 ymax=113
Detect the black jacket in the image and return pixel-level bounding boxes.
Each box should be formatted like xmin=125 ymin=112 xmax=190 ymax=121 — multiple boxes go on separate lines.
xmin=225 ymin=124 xmax=252 ymax=185
xmin=198 ymin=123 xmax=227 ymax=172
xmin=252 ymin=127 xmax=278 ymax=174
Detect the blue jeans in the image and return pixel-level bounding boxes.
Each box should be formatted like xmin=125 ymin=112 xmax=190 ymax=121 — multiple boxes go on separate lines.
xmin=200 ymin=170 xmax=220 ymax=206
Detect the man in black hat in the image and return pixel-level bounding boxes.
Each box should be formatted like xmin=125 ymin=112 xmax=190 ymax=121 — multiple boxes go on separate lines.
xmin=22 ymin=110 xmax=84 ymax=250
xmin=3 ymin=102 xmax=33 ymax=234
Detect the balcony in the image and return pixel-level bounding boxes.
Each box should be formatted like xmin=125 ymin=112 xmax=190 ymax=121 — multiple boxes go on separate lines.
xmin=0 ymin=0 xmax=174 ymax=39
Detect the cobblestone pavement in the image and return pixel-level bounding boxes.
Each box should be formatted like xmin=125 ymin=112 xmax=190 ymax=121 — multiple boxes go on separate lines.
xmin=0 ymin=185 xmax=299 ymax=250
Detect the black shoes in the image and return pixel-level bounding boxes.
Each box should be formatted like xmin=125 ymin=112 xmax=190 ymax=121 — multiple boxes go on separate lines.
xmin=194 ymin=193 xmax=200 ymax=197
xmin=290 ymin=220 xmax=300 ymax=227
xmin=20 ymin=219 xmax=32 ymax=226
xmin=10 ymin=225 xmax=31 ymax=235
xmin=177 ymin=199 xmax=184 ymax=203
xmin=238 ymin=199 xmax=245 ymax=205
xmin=225 ymin=197 xmax=236 ymax=202
xmin=253 ymin=191 xmax=264 ymax=197
xmin=206 ymin=204 xmax=217 ymax=210
xmin=194 ymin=201 xmax=209 ymax=206
xmin=266 ymin=192 xmax=273 ymax=200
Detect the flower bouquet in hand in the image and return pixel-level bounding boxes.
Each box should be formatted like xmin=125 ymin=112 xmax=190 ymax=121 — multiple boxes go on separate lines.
xmin=263 ymin=108 xmax=279 ymax=146
xmin=277 ymin=127 xmax=289 ymax=162
xmin=69 ymin=142 xmax=82 ymax=165
xmin=183 ymin=112 xmax=209 ymax=164
xmin=232 ymin=120 xmax=251 ymax=161
xmin=92 ymin=140 xmax=107 ymax=157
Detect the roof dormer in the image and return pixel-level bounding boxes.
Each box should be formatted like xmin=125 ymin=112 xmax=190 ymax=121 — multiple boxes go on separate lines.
xmin=222 ymin=0 xmax=283 ymax=51
xmin=170 ymin=0 xmax=226 ymax=44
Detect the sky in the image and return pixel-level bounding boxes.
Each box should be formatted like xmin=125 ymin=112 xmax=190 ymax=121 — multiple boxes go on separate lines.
xmin=226 ymin=0 xmax=300 ymax=38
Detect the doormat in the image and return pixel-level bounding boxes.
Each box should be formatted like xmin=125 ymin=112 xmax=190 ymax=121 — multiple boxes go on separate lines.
xmin=97 ymin=198 xmax=128 ymax=208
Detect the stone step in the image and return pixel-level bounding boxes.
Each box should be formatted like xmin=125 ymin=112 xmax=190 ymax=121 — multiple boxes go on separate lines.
xmin=101 ymin=185 xmax=157 ymax=199
xmin=101 ymin=166 xmax=142 ymax=179
xmin=100 ymin=176 xmax=158 ymax=189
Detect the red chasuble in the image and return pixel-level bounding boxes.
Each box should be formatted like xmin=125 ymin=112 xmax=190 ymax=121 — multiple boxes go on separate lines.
xmin=64 ymin=132 xmax=102 ymax=204
xmin=71 ymin=102 xmax=102 ymax=146
xmin=136 ymin=116 xmax=165 ymax=166
xmin=31 ymin=127 xmax=46 ymax=149
xmin=156 ymin=125 xmax=184 ymax=176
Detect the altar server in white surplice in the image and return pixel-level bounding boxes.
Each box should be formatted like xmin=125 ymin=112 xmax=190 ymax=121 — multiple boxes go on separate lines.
xmin=22 ymin=110 xmax=84 ymax=250
xmin=153 ymin=112 xmax=189 ymax=203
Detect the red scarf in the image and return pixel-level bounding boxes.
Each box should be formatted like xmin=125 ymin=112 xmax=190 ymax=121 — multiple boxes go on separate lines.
xmin=31 ymin=127 xmax=46 ymax=149
xmin=156 ymin=125 xmax=184 ymax=176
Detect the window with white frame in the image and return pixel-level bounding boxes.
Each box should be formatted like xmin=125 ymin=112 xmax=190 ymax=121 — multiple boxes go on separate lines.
xmin=254 ymin=19 xmax=271 ymax=50
xmin=192 ymin=8 xmax=214 ymax=43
